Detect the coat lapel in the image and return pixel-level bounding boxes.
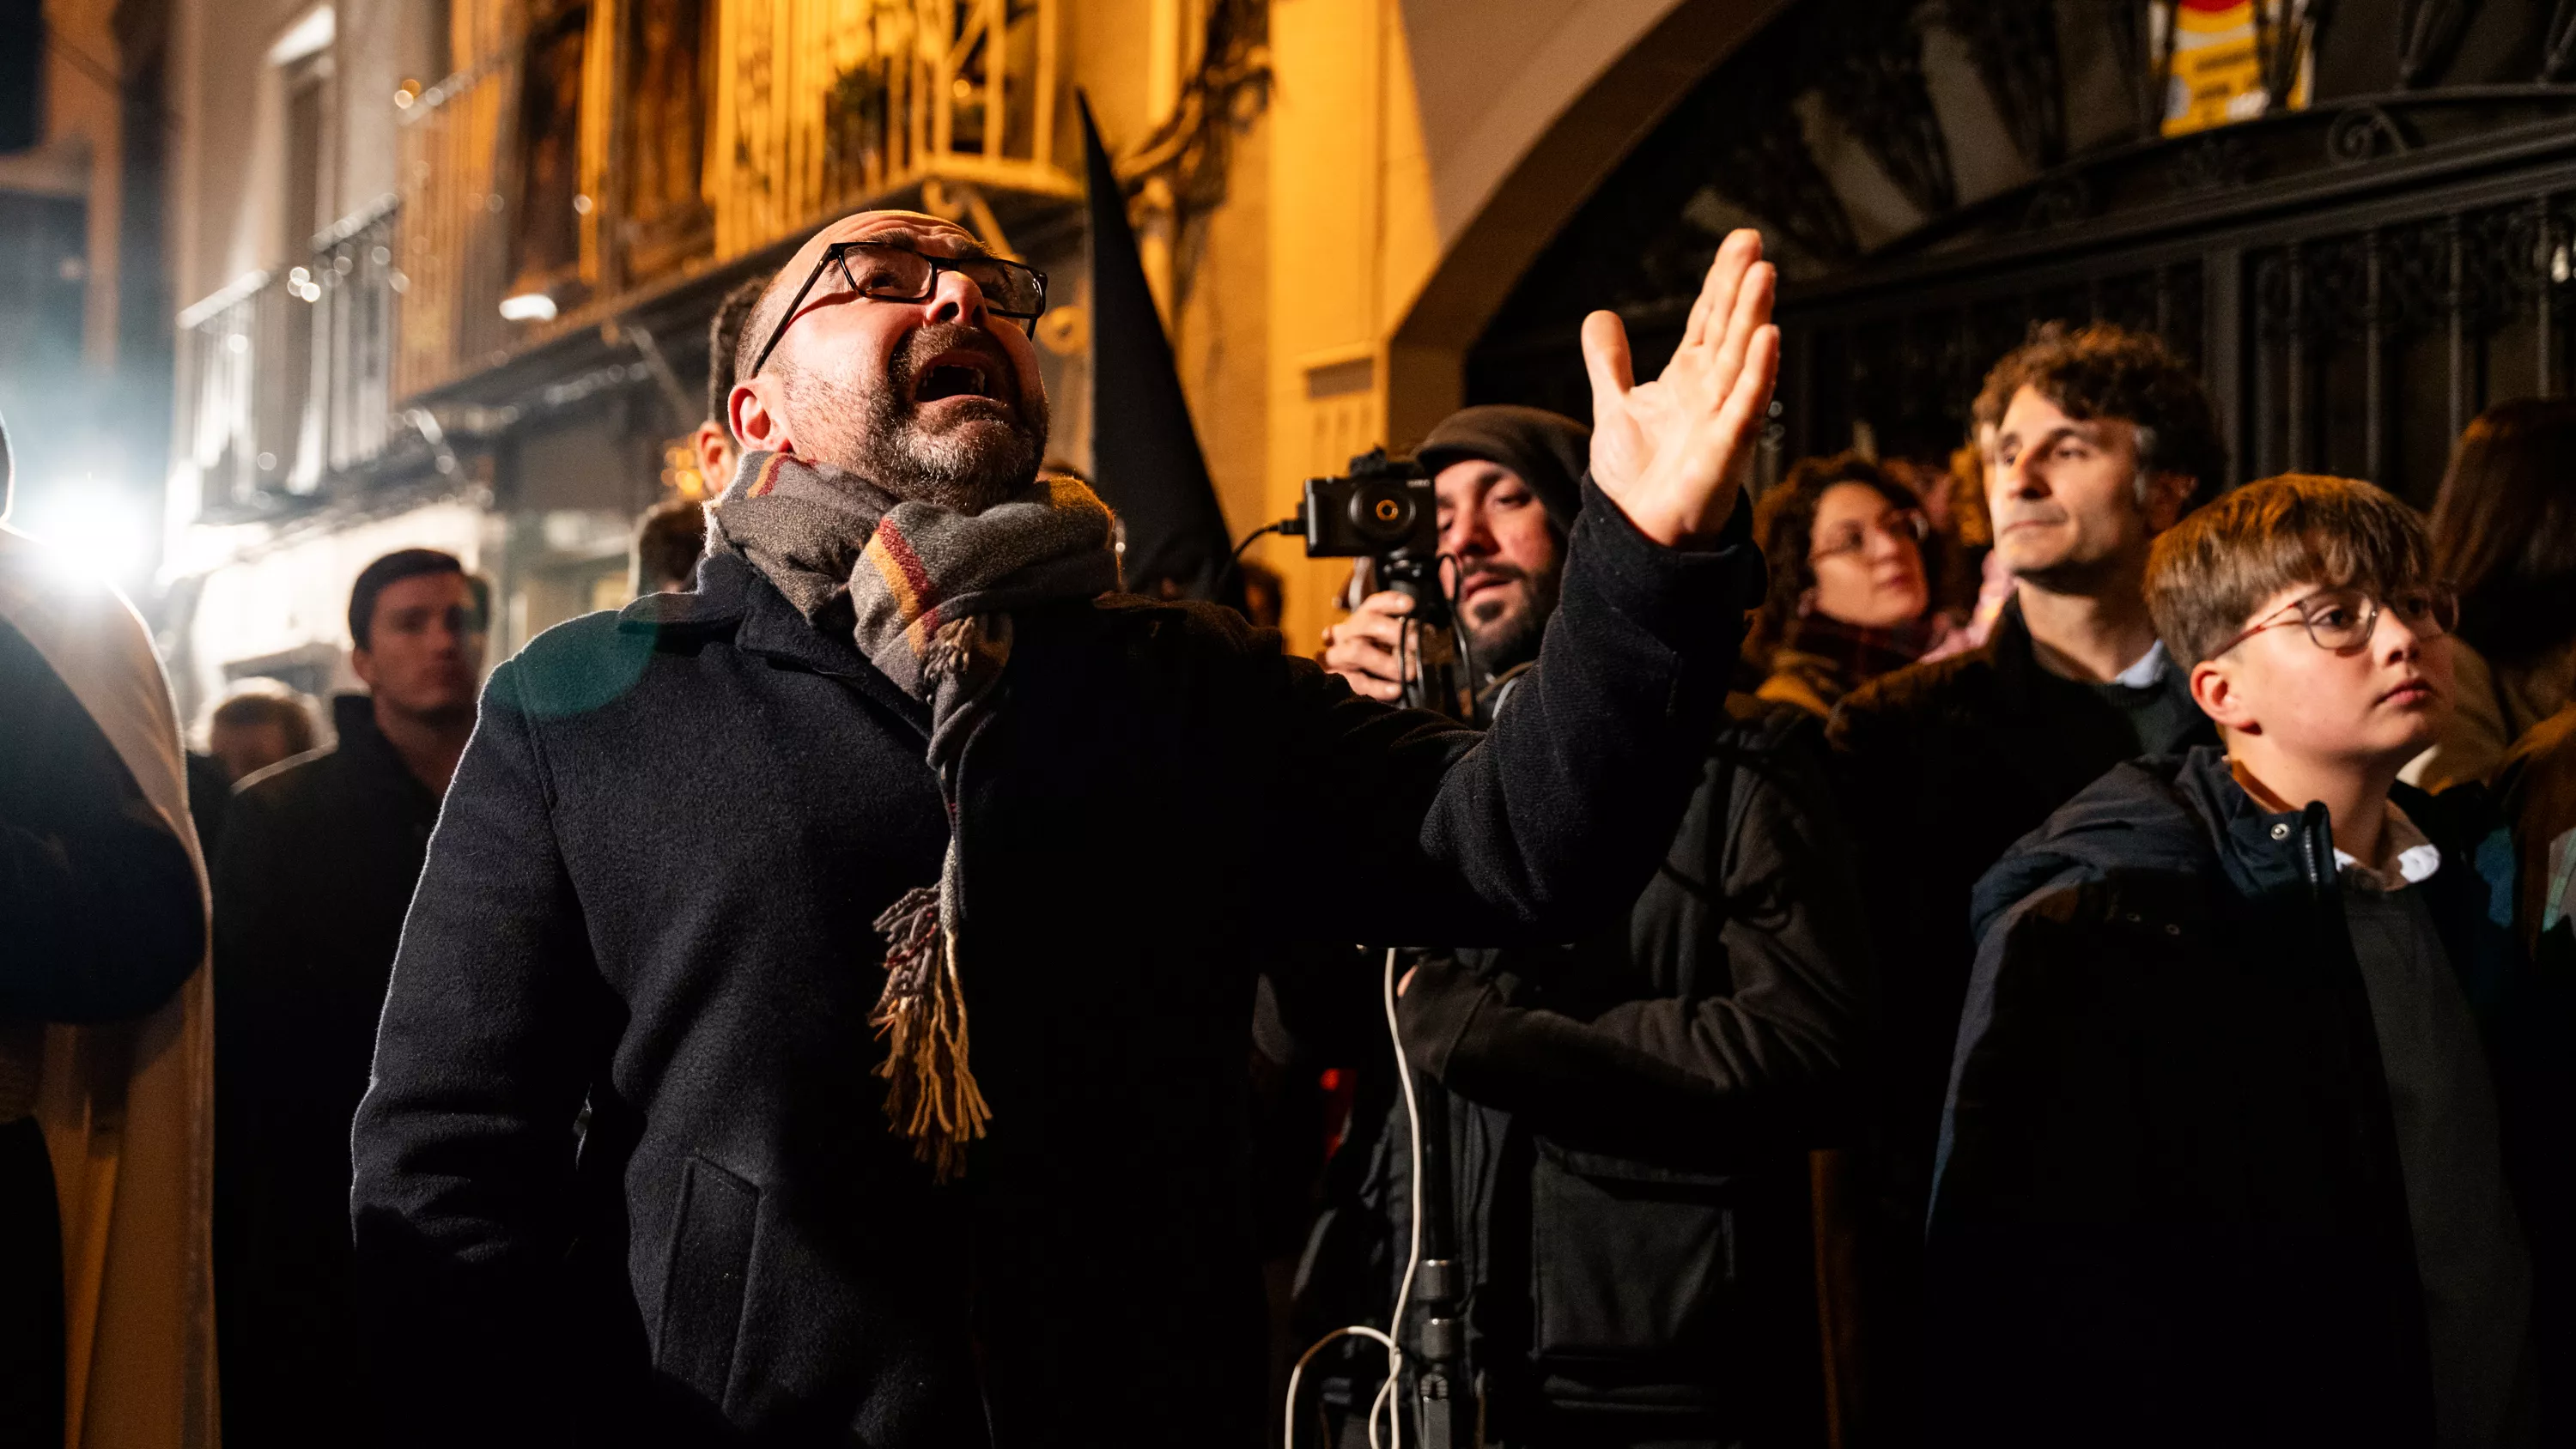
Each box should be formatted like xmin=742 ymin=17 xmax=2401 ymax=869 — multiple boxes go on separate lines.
xmin=623 ymin=551 xmax=930 ymax=742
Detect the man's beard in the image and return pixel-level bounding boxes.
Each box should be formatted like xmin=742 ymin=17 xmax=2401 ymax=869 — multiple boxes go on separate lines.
xmin=1460 ymin=563 xmax=1561 ymax=679
xmin=1999 ymin=522 xmax=2128 ymax=597
xmin=777 ymin=324 xmax=1050 ymax=513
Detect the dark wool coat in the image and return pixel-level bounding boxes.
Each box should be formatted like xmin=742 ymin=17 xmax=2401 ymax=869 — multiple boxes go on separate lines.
xmin=349 ymin=486 xmax=1763 ymax=1447
xmin=1927 ymin=749 xmax=2571 ymax=1448
xmin=213 ymin=693 xmax=442 ymax=1446
xmin=1382 ymin=695 xmax=1873 ymax=1447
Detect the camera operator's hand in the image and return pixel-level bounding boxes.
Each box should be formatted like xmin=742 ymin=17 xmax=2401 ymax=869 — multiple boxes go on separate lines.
xmin=1584 ymin=228 xmax=1779 ymax=548
xmin=1321 ymin=590 xmax=1417 ymax=704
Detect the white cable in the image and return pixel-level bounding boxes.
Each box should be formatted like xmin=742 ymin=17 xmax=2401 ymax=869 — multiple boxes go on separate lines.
xmin=1284 ymin=946 xmax=1425 ymax=1449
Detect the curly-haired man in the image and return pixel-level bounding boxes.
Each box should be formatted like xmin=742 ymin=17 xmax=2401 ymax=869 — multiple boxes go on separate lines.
xmin=1823 ymin=322 xmax=2227 ymax=1426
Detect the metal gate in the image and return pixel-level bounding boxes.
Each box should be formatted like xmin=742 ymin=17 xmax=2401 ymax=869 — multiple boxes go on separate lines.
xmin=1777 ymin=93 xmax=2576 ymax=506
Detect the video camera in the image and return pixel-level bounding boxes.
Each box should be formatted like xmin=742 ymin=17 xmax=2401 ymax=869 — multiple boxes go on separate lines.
xmin=1301 ymin=448 xmax=1473 ymax=719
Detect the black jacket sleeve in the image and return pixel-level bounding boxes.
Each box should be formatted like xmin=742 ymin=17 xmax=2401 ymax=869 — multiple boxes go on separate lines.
xmin=1394 ymin=709 xmax=1873 ymax=1161
xmin=1271 ymin=481 xmax=1762 ymax=949
xmin=0 ymin=618 xmax=204 ymax=1022
xmin=347 ymin=662 xmax=604 ymax=1444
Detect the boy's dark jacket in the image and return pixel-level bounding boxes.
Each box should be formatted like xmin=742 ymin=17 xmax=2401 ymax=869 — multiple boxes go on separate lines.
xmin=1925 ymin=747 xmax=2571 ymax=1448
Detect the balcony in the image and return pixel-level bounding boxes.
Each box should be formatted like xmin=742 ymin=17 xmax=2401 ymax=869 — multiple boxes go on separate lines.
xmin=176 ymin=198 xmax=408 ymax=518
xmin=176 ymin=0 xmax=1078 ymax=516
xmin=394 ymin=0 xmax=1079 ymax=401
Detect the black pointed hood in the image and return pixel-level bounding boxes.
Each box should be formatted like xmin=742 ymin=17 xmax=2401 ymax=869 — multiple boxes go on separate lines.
xmin=1079 ymin=93 xmax=1242 ymax=608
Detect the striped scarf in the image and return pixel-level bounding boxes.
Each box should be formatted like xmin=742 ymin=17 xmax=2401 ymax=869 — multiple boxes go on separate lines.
xmin=709 ymin=451 xmax=1119 ymax=1179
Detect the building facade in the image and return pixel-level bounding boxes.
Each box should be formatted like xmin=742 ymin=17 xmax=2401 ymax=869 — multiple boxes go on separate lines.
xmin=161 ymin=0 xmax=2570 ymax=717
xmin=155 ymin=0 xmax=1722 ymax=716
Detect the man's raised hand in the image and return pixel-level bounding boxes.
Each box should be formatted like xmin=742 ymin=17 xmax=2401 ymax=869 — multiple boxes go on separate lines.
xmin=1583 ymin=229 xmax=1779 ymax=548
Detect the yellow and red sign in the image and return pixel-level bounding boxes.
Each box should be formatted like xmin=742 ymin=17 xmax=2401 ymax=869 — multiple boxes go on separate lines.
xmin=2160 ymin=0 xmax=2314 ymax=138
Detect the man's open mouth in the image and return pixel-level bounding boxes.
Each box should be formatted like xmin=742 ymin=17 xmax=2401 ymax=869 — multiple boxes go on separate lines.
xmin=913 ymin=351 xmax=1005 ymax=405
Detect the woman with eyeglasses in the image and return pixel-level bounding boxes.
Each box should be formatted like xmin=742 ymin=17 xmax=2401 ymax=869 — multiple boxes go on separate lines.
xmin=2408 ymin=397 xmax=2576 ymax=790
xmin=1747 ymin=453 xmax=1950 ymax=719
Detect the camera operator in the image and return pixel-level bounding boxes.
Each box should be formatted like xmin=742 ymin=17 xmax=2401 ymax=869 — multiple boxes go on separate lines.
xmin=1312 ymin=406 xmax=1877 ymax=1449
xmin=1321 ymin=406 xmax=1582 ymax=712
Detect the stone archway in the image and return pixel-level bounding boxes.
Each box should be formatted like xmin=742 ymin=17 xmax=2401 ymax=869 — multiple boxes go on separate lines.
xmin=1382 ymin=0 xmax=1789 ymax=446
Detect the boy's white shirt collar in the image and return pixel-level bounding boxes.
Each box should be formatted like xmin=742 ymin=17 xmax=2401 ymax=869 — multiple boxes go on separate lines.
xmin=2337 ymin=802 xmax=2442 ymax=893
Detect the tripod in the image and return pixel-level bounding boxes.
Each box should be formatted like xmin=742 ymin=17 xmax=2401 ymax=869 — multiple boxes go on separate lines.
xmin=1381 ymin=555 xmax=1473 ymax=722
xmin=1406 ymin=1065 xmax=1476 ymax=1448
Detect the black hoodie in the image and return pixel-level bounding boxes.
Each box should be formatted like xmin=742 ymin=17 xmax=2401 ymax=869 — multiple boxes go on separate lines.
xmin=1925 ymin=747 xmax=2568 ymax=1448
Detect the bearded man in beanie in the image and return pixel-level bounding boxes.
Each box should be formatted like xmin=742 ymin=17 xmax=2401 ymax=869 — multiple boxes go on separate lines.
xmin=350 ymin=210 xmax=1781 ymax=1446
xmin=1324 ymin=405 xmax=1587 ymax=715
xmin=1319 ymin=407 xmax=1873 ymax=1447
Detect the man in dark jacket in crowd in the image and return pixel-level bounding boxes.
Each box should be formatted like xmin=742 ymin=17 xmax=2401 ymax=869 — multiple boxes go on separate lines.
xmin=1317 ymin=406 xmax=1872 ymax=1447
xmin=1828 ymin=324 xmax=2221 ymax=1184
xmin=1929 ymin=475 xmax=2567 ymax=1446
xmin=349 ymin=209 xmax=1782 ymax=1446
xmin=1825 ymin=322 xmax=2225 ymax=1428
xmin=213 ymin=548 xmax=488 ymax=1447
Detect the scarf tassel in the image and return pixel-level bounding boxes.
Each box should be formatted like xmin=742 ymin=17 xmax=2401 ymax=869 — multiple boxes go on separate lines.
xmin=869 ymin=885 xmax=991 ymax=1183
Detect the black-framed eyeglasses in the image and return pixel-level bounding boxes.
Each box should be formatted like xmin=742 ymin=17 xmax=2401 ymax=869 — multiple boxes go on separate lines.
xmin=2208 ymin=584 xmax=2459 ymax=659
xmin=1809 ymin=508 xmax=1929 ymax=562
xmin=747 ymin=240 xmax=1048 ymax=379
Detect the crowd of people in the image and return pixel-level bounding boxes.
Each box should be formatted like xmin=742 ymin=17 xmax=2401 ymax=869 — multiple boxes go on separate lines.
xmin=3 ymin=205 xmax=2573 ymax=1449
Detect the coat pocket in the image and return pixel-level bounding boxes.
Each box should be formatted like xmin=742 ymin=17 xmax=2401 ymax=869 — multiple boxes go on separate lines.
xmin=1528 ymin=1138 xmax=1737 ymax=1361
xmin=653 ymin=1154 xmax=761 ymax=1410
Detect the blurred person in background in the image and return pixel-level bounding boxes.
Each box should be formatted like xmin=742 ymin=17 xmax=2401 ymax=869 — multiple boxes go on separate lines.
xmin=1873 ymin=414 xmax=1964 ymax=538
xmin=186 ymin=679 xmax=323 ymax=858
xmin=633 ymin=498 xmax=708 ymax=596
xmin=630 ymin=275 xmax=775 ymax=599
xmin=201 ymin=679 xmax=321 ymax=783
xmin=1918 ymin=433 xmax=2014 ymax=662
xmin=1238 ymin=558 xmax=1284 ymax=629
xmin=2494 ymin=706 xmax=2576 ymax=985
xmin=1747 ymin=452 xmax=1943 ymax=718
xmin=2409 ymin=397 xmax=2576 ymax=790
xmin=691 ymin=275 xmax=770 ymax=494
xmin=212 ymin=549 xmax=489 ymax=1449
xmin=0 ymin=413 xmax=220 ymax=1448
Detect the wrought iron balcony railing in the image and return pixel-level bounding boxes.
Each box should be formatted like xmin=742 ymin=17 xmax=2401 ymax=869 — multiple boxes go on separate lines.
xmin=176 ymin=198 xmax=404 ymax=515
xmin=392 ymin=0 xmax=1077 ymax=401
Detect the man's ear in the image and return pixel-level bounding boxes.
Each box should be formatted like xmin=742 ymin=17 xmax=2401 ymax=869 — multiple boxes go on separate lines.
xmin=2142 ymin=470 xmax=2196 ymax=533
xmin=349 ymin=645 xmax=380 ymax=692
xmin=2190 ymin=656 xmax=2259 ymax=734
xmin=691 ymin=421 xmax=734 ymax=492
xmin=729 ymin=378 xmax=793 ymax=458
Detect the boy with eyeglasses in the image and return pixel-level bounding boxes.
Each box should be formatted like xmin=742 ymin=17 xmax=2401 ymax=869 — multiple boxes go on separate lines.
xmin=1923 ymin=474 xmax=2563 ymax=1448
